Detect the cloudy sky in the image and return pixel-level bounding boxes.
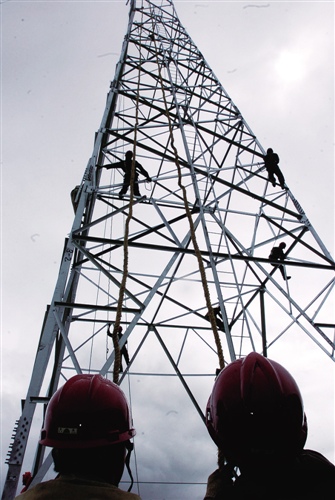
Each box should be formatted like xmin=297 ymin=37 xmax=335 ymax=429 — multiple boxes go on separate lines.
xmin=1 ymin=1 xmax=334 ymax=499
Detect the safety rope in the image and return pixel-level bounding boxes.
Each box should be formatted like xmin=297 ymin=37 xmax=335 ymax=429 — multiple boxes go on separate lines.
xmin=106 ymin=166 xmax=117 ymax=361
xmin=112 ymin=18 xmax=144 ymax=384
xmin=151 ymin=26 xmax=225 ymax=369
xmin=88 ymin=162 xmax=117 ymax=371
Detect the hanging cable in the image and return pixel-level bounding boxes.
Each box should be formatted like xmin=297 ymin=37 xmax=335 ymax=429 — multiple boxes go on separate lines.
xmin=150 ymin=26 xmax=225 ymax=369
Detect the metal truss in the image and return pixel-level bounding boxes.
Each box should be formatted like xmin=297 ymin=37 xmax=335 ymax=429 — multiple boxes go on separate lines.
xmin=3 ymin=1 xmax=334 ymax=498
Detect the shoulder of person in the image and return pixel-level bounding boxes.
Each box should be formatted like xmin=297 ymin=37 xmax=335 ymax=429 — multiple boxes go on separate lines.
xmin=204 ymin=466 xmax=235 ymax=499
xmin=14 ymin=480 xmax=57 ymax=499
xmin=298 ymin=449 xmax=335 ymax=472
xmin=288 ymin=449 xmax=335 ymax=494
xmin=113 ymin=488 xmax=141 ymax=499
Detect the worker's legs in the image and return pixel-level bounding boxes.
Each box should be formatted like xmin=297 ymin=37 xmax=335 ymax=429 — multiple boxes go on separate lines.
xmin=119 ymin=178 xmax=130 ymax=198
xmin=121 ymin=346 xmax=130 ymax=365
xmin=133 ymin=178 xmax=141 ymax=196
xmin=215 ymin=318 xmax=226 ymax=332
xmin=278 ymin=265 xmax=285 ymax=279
xmin=279 ymin=264 xmax=291 ymax=281
xmin=268 ymin=172 xmax=276 ymax=187
xmin=274 ymin=167 xmax=285 ymax=189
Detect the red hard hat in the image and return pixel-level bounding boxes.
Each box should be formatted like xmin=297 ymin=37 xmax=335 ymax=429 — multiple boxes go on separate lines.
xmin=206 ymin=353 xmax=307 ymax=464
xmin=40 ymin=374 xmax=135 ymax=449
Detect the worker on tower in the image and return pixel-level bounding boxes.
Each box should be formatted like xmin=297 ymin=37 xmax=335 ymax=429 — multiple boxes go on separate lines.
xmin=204 ymin=352 xmax=335 ymax=499
xmin=15 ymin=374 xmax=140 ymax=499
xmin=205 ymin=305 xmax=228 ymax=333
xmin=269 ymin=241 xmax=291 ymax=280
xmin=102 ymin=151 xmax=151 ymax=199
xmin=264 ymin=147 xmax=286 ymax=189
xmin=70 ymin=185 xmax=80 ymax=213
xmin=108 ymin=324 xmax=130 ymax=372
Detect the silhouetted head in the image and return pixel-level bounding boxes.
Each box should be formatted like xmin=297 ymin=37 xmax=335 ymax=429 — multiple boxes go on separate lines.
xmin=125 ymin=151 xmax=133 ymax=159
xmin=279 ymin=242 xmax=286 ymax=249
xmin=206 ymin=353 xmax=307 ymax=468
xmin=40 ymin=374 xmax=135 ymax=449
xmin=267 ymin=148 xmax=273 ymax=154
xmin=40 ymin=374 xmax=136 ymax=485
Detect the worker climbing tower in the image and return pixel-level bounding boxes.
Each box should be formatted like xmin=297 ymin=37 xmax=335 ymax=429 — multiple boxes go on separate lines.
xmin=3 ymin=1 xmax=334 ymax=498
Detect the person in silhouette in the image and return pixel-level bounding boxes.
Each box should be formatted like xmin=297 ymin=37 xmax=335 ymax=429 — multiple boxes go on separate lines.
xmin=269 ymin=242 xmax=291 ymax=280
xmin=15 ymin=374 xmax=140 ymax=499
xmin=108 ymin=324 xmax=130 ymax=372
xmin=103 ymin=151 xmax=151 ymax=199
xmin=70 ymin=185 xmax=80 ymax=213
xmin=205 ymin=306 xmax=227 ymax=333
xmin=204 ymin=352 xmax=335 ymax=499
xmin=264 ymin=148 xmax=286 ymax=189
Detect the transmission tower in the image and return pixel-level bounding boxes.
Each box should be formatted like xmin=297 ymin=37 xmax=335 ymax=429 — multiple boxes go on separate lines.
xmin=3 ymin=0 xmax=334 ymax=499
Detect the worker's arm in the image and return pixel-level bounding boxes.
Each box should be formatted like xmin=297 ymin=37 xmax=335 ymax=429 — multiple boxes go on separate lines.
xmin=136 ymin=162 xmax=151 ymax=181
xmin=98 ymin=161 xmax=124 ymax=170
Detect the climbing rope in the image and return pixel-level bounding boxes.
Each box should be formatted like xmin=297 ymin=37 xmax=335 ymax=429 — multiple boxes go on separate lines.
xmin=112 ymin=19 xmax=144 ymax=384
xmin=105 ymin=171 xmax=117 ymax=362
xmin=150 ymin=26 xmax=225 ymax=369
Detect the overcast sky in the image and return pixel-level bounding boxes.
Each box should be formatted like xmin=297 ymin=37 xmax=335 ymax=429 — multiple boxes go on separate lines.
xmin=1 ymin=1 xmax=334 ymax=499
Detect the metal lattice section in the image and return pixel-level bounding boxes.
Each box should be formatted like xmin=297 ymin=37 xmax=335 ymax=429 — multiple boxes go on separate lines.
xmin=2 ymin=1 xmax=334 ymax=498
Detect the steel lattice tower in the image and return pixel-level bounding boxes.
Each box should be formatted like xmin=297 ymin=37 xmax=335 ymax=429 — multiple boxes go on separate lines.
xmin=3 ymin=1 xmax=334 ymax=499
